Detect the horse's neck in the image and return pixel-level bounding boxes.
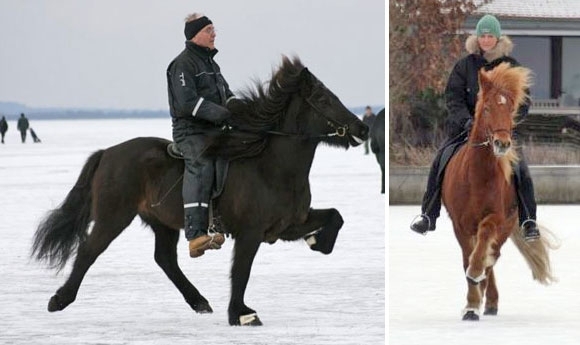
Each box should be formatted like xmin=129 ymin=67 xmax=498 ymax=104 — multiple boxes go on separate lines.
xmin=262 ymin=137 xmax=318 ymax=178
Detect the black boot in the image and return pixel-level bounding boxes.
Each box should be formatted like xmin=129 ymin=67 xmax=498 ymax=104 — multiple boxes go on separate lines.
xmin=410 ymin=214 xmax=436 ymax=235
xmin=522 ymin=219 xmax=540 ymax=242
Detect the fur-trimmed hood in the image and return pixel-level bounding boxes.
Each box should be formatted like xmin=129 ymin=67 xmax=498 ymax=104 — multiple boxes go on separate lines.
xmin=465 ymin=35 xmax=514 ymax=62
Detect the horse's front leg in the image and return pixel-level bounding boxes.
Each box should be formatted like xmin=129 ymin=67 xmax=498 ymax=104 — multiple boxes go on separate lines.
xmin=456 ymin=231 xmax=482 ymax=321
xmin=229 ymin=231 xmax=263 ymax=326
xmin=466 ymin=214 xmax=500 ymax=285
xmin=279 ymin=208 xmax=344 ymax=254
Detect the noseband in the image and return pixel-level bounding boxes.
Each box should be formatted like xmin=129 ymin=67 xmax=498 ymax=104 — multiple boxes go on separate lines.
xmin=471 ymin=128 xmax=513 ymax=148
xmin=304 ymin=93 xmax=349 ymax=138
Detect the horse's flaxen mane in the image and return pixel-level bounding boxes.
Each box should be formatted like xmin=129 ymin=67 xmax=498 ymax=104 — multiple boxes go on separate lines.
xmin=206 ymin=56 xmax=307 ymax=159
xmin=481 ymin=62 xmax=531 ymax=114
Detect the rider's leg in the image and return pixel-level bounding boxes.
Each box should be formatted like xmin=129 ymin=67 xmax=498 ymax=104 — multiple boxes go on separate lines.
xmin=514 ymin=157 xmax=540 ymax=241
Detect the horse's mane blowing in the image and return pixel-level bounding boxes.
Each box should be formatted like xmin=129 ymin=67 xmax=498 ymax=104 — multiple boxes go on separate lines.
xmin=483 ymin=62 xmax=531 ymax=113
xmin=205 ymin=56 xmax=306 ymax=160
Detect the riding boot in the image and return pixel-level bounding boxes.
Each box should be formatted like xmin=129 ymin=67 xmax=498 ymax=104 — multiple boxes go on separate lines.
xmin=410 ymin=148 xmax=444 ymax=234
xmin=514 ymin=159 xmax=540 ymax=242
xmin=185 ymin=206 xmax=225 ymax=258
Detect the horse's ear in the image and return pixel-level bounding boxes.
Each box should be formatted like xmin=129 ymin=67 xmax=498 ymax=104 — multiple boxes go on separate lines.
xmin=300 ymin=67 xmax=311 ymax=80
xmin=300 ymin=68 xmax=314 ymax=94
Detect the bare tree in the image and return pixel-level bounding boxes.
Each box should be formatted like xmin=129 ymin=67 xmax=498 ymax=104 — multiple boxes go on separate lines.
xmin=389 ymin=0 xmax=490 ymax=153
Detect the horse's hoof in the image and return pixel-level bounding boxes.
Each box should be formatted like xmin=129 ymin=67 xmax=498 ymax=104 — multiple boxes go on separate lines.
xmin=239 ymin=313 xmax=263 ymax=326
xmin=462 ymin=310 xmax=480 ymax=321
xmin=192 ymin=300 xmax=213 ymax=314
xmin=47 ymin=294 xmax=68 ymax=312
xmin=484 ymin=307 xmax=498 ymax=315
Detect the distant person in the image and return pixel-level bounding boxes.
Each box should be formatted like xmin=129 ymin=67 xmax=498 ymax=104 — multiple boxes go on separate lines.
xmin=30 ymin=128 xmax=41 ymax=143
xmin=17 ymin=113 xmax=29 ymax=143
xmin=0 ymin=116 xmax=7 ymax=144
xmin=362 ymin=106 xmax=376 ymax=154
xmin=167 ymin=12 xmax=243 ymax=258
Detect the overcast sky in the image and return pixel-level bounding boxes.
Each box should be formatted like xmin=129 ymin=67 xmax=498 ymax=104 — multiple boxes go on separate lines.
xmin=0 ymin=0 xmax=385 ymax=111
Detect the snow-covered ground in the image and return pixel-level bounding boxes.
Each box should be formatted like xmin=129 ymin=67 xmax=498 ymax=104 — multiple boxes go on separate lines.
xmin=0 ymin=119 xmax=385 ymax=345
xmin=390 ymin=205 xmax=580 ymax=345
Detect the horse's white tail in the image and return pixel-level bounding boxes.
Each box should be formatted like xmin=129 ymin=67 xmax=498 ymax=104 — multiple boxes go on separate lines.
xmin=510 ymin=224 xmax=560 ymax=285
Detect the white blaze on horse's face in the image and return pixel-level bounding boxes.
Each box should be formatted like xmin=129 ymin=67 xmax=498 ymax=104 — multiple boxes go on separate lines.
xmin=491 ymin=93 xmax=513 ymax=157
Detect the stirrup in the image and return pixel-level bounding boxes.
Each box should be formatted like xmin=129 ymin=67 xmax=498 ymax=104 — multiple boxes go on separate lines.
xmin=521 ymin=219 xmax=540 ymax=241
xmin=207 ymin=227 xmax=225 ymax=249
xmin=410 ymin=214 xmax=431 ymax=235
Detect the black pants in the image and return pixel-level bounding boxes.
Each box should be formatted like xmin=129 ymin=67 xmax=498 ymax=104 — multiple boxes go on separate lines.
xmin=421 ymin=134 xmax=537 ymax=226
xmin=20 ymin=130 xmax=26 ymax=143
xmin=173 ymin=127 xmax=215 ymax=241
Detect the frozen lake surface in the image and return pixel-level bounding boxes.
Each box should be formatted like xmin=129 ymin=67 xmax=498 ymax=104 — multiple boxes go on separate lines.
xmin=0 ymin=119 xmax=385 ymax=344
xmin=390 ymin=205 xmax=580 ymax=345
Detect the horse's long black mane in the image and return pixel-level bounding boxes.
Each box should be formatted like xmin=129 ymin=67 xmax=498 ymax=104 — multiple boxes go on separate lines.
xmin=205 ymin=56 xmax=306 ymax=160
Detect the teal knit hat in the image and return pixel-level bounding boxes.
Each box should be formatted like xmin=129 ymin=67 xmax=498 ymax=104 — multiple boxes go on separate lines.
xmin=476 ymin=14 xmax=501 ymax=38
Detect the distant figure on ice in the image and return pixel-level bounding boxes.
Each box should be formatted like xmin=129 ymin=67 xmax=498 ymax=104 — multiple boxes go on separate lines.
xmin=0 ymin=116 xmax=7 ymax=144
xmin=30 ymin=128 xmax=41 ymax=143
xmin=362 ymin=106 xmax=376 ymax=154
xmin=17 ymin=113 xmax=29 ymax=143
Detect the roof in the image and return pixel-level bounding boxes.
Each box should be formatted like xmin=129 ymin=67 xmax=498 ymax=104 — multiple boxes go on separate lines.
xmin=476 ymin=0 xmax=580 ymax=19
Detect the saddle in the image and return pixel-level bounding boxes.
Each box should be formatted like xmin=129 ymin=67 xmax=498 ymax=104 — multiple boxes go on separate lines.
xmin=167 ymin=142 xmax=229 ymax=200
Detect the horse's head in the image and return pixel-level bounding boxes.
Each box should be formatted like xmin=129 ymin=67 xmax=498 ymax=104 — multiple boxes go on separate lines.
xmin=473 ymin=62 xmax=531 ymax=158
xmin=272 ymin=56 xmax=368 ymax=148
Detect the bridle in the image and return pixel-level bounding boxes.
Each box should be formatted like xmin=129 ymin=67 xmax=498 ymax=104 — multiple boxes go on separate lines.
xmin=260 ymin=91 xmax=350 ymax=139
xmin=471 ymin=127 xmax=513 ymax=147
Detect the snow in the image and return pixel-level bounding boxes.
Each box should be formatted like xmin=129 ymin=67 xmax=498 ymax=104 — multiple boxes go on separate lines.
xmin=389 ymin=205 xmax=580 ymax=345
xmin=0 ymin=119 xmax=385 ymax=344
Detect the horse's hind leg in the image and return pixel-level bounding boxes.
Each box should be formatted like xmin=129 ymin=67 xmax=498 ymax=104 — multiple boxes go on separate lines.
xmin=48 ymin=216 xmax=133 ymax=312
xmin=229 ymin=231 xmax=262 ymax=326
xmin=149 ymin=221 xmax=212 ymax=313
xmin=483 ymin=268 xmax=499 ymax=315
xmin=279 ymin=208 xmax=343 ymax=254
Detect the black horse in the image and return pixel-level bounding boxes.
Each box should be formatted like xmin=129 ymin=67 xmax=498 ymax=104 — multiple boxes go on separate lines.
xmin=32 ymin=56 xmax=369 ymax=326
xmin=370 ymin=108 xmax=385 ymax=194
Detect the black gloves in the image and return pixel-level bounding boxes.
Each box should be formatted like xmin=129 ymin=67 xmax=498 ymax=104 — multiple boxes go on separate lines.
xmin=226 ymin=98 xmax=246 ymax=115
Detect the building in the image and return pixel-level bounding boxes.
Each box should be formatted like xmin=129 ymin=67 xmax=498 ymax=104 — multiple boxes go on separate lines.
xmin=463 ymin=0 xmax=580 ymax=106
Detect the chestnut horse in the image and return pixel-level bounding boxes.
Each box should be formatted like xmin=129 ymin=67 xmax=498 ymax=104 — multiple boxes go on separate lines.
xmin=442 ymin=62 xmax=557 ymax=321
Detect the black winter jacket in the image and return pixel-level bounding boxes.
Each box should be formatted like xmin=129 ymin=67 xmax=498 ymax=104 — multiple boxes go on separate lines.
xmin=444 ymin=35 xmax=530 ymax=138
xmin=167 ymin=41 xmax=235 ymax=132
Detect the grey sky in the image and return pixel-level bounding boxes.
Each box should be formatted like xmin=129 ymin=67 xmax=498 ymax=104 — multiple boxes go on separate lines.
xmin=0 ymin=0 xmax=385 ymax=111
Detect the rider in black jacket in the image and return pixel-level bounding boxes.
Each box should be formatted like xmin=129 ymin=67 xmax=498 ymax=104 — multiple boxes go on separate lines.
xmin=167 ymin=13 xmax=238 ymax=258
xmin=410 ymin=14 xmax=540 ymax=242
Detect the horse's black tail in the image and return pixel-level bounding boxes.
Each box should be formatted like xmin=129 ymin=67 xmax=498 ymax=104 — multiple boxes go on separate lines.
xmin=32 ymin=149 xmax=105 ymax=272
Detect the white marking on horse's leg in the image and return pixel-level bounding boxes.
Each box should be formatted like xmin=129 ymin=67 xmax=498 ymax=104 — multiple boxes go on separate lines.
xmin=239 ymin=313 xmax=258 ymax=325
xmin=466 ymin=266 xmax=486 ymax=284
xmin=305 ymin=235 xmax=317 ymax=247
xmin=483 ymin=241 xmax=497 ymax=267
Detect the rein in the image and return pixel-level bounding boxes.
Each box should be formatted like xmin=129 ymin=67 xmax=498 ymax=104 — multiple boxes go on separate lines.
xmin=236 ymin=94 xmax=349 ymax=140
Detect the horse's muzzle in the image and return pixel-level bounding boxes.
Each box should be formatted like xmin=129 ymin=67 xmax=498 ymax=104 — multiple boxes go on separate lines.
xmin=349 ymin=123 xmax=369 ymax=146
xmin=492 ymin=138 xmax=511 ymax=156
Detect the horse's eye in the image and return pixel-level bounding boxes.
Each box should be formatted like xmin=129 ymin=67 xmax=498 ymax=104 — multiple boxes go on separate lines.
xmin=319 ymin=97 xmax=331 ymax=106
